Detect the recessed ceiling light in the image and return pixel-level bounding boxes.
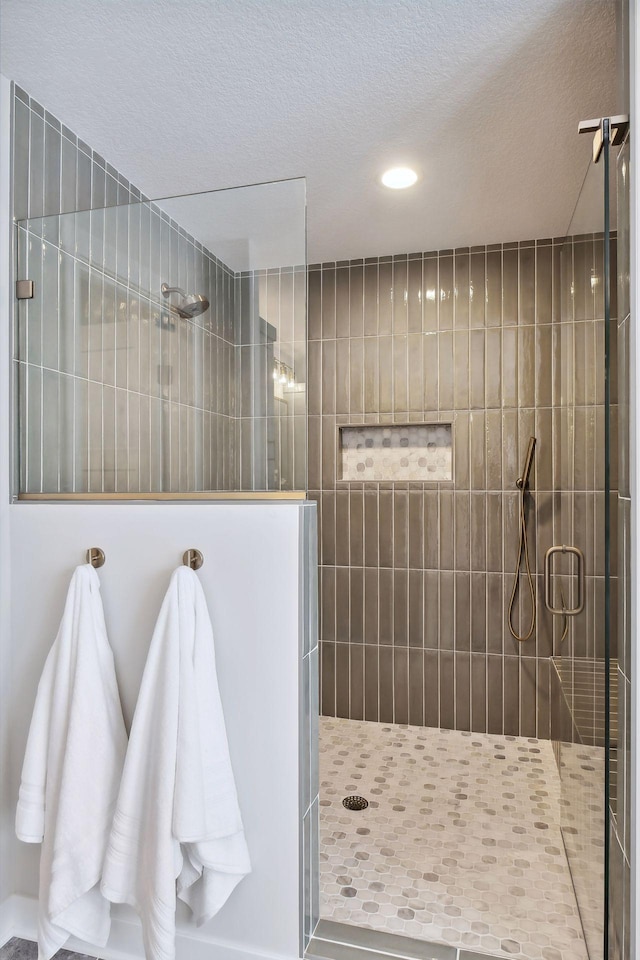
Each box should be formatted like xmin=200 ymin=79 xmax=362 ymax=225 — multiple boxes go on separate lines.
xmin=381 ymin=166 xmax=418 ymax=189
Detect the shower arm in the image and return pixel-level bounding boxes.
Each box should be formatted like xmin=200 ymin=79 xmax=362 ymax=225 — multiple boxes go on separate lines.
xmin=161 ymin=283 xmax=186 ymax=299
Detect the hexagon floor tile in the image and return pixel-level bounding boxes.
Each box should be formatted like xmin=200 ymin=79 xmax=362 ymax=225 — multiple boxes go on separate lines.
xmin=319 ymin=718 xmax=589 ymax=960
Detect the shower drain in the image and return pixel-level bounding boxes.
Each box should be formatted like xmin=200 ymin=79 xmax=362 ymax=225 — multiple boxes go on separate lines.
xmin=342 ymin=795 xmax=369 ymax=811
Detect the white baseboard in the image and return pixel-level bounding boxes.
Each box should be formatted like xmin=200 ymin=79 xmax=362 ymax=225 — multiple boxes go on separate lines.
xmin=0 ymin=896 xmax=294 ymax=960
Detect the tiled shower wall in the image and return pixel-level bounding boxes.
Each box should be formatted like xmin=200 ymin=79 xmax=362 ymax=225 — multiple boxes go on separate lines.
xmin=11 ymin=84 xmax=306 ymax=495
xmin=309 ymin=239 xmax=613 ymax=738
xmin=12 ymin=84 xmax=237 ymax=494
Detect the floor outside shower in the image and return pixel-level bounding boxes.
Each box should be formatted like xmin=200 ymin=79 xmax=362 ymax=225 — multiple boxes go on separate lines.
xmin=319 ymin=717 xmax=589 ymax=960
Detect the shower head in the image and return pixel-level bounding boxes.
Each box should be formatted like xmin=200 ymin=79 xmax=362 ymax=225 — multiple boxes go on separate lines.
xmin=161 ymin=283 xmax=210 ymax=319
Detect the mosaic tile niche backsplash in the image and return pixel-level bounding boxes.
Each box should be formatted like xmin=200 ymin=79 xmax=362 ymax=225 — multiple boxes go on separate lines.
xmin=308 ymin=236 xmax=615 ymax=740
xmin=339 ymin=423 xmax=452 ymax=482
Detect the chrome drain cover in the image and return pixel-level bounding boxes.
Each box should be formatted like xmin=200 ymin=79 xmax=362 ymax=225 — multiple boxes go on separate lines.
xmin=342 ymin=795 xmax=368 ymax=811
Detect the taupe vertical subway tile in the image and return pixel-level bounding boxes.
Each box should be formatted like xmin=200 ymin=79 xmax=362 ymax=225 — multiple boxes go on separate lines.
xmin=378 ymin=260 xmax=393 ymax=335
xmin=408 ymin=569 xmax=424 ymax=647
xmin=407 ymin=257 xmax=422 ymax=333
xmin=335 ymin=340 xmax=350 ymax=414
xmin=455 ymin=652 xmax=471 ymax=730
xmin=393 ymin=568 xmax=408 ymax=646
xmin=469 ymin=249 xmax=486 ymax=328
xmin=393 ymin=259 xmax=408 ymax=334
xmin=423 ymin=331 xmax=438 ymax=410
xmin=408 ymin=490 xmax=424 ymax=568
xmin=536 ymin=243 xmax=553 ymax=324
xmin=364 ymin=568 xmax=379 ymax=645
xmin=439 ymin=490 xmax=454 ymax=569
xmin=518 ymin=325 xmax=536 ymax=407
xmin=379 ymin=645 xmax=394 ymax=722
xmin=485 ymin=410 xmax=503 ymax=490
xmin=335 ymin=267 xmax=350 ymax=338
xmin=470 ymin=410 xmax=486 ymax=489
xmin=379 ymin=335 xmax=393 ymax=413
xmin=393 ymin=336 xmax=408 ymax=412
xmin=350 ymin=643 xmax=364 ymax=721
xmin=321 ymin=417 xmax=336 ymax=489
xmin=335 ymin=567 xmax=350 ymax=643
xmin=349 ymin=337 xmax=364 ymax=415
xmin=408 ymin=648 xmax=424 ymax=726
xmin=308 ymin=268 xmax=322 ymax=340
xmin=364 ymin=489 xmax=379 ymax=566
xmin=471 ymin=653 xmax=487 ymax=731
xmin=322 ymin=267 xmax=336 ymax=339
xmin=454 ymin=251 xmax=470 ymax=329
xmin=363 ymin=337 xmax=379 ymax=412
xmin=502 ymin=326 xmax=518 ymax=407
xmin=379 ymin=489 xmax=394 ymax=567
xmin=424 ymin=570 xmax=439 ymax=649
xmin=454 ymin=331 xmax=470 ymax=409
xmin=439 ymin=571 xmax=455 ymax=650
xmin=455 ymin=572 xmax=471 ymax=652
xmin=393 ymin=489 xmax=408 ymax=567
xmin=349 ymin=264 xmax=364 ymax=337
xmin=469 ymin=329 xmax=485 ymax=408
xmin=455 ymin=493 xmax=471 ymax=570
xmin=486 ymin=249 xmax=502 ymax=327
xmin=536 ymin=658 xmax=550 ymax=738
xmin=438 ymin=331 xmax=454 ymax=410
xmin=408 ymin=333 xmax=423 ymax=412
xmin=350 ymin=567 xmax=364 ymax=644
xmin=438 ymin=253 xmax=453 ymax=329
xmin=321 ymin=642 xmax=336 ymax=716
xmin=439 ymin=651 xmax=455 ymax=728
xmin=485 ymin=327 xmax=502 ymax=409
xmin=486 ymin=572 xmax=504 ymax=654
xmin=364 ymin=645 xmax=379 ymax=721
xmin=519 ymin=246 xmax=535 ymax=324
xmin=424 ymin=489 xmax=439 ymax=569
xmin=487 ymin=655 xmax=504 ymax=734
xmin=503 ymin=248 xmax=518 ymax=325
xmin=335 ymin=490 xmax=350 ymax=566
xmin=520 ymin=657 xmax=536 ymax=737
xmin=335 ymin=643 xmax=350 ymax=718
xmin=28 ymin=109 xmax=44 ymax=218
xmin=424 ymin=650 xmax=439 ymax=727
xmin=471 ymin=571 xmax=487 ymax=653
xmin=503 ymin=656 xmax=520 ymax=736
xmin=470 ymin=492 xmax=487 ymax=571
xmin=321 ymin=491 xmax=335 ymax=565
xmin=423 ymin=257 xmax=438 ymax=332
xmin=454 ymin=412 xmax=470 ymax=490
xmin=349 ymin=490 xmax=364 ymax=566
xmin=379 ymin=567 xmax=394 ymax=645
xmin=364 ymin=262 xmax=378 ymax=337
xmin=321 ymin=339 xmax=336 ymax=414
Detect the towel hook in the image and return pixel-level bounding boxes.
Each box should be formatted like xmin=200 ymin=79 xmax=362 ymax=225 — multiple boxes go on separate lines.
xmin=183 ymin=549 xmax=204 ymax=570
xmin=86 ymin=547 xmax=105 ymax=568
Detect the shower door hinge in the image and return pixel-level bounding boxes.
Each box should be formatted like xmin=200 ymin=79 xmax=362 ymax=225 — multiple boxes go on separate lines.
xmin=15 ymin=279 xmax=34 ymax=300
xmin=578 ymin=115 xmax=629 ymax=163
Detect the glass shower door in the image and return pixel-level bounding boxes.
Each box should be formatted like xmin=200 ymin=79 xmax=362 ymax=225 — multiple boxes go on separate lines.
xmin=551 ymin=124 xmax=615 ymax=960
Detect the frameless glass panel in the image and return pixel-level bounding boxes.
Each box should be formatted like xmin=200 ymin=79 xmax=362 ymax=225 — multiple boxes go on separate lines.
xmin=14 ymin=177 xmax=307 ymax=496
xmin=553 ymin=133 xmax=616 ymax=960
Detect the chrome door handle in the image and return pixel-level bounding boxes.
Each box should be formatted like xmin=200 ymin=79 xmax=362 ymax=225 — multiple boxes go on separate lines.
xmin=544 ymin=545 xmax=585 ymax=616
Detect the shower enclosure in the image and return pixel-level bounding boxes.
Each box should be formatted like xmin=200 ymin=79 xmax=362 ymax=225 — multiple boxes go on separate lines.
xmin=12 ymin=177 xmax=307 ymax=498
xmin=307 ymin=117 xmax=627 ymax=960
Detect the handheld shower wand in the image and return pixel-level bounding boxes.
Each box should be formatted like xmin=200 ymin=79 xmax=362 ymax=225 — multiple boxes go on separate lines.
xmin=508 ymin=437 xmax=536 ymax=642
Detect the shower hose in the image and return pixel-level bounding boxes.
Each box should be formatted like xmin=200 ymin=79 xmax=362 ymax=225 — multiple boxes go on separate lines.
xmin=507 ymin=481 xmax=536 ymax=643
xmin=507 ymin=483 xmax=570 ymax=643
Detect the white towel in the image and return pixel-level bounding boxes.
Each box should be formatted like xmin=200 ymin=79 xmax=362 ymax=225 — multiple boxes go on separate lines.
xmin=16 ymin=563 xmax=128 ymax=960
xmin=101 ymin=566 xmax=251 ymax=960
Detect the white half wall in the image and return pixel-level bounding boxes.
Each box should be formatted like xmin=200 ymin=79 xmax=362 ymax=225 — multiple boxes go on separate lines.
xmin=4 ymin=502 xmax=306 ymax=960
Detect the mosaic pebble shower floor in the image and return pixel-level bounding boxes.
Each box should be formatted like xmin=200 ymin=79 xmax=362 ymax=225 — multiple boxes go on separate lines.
xmin=319 ymin=718 xmax=588 ymax=960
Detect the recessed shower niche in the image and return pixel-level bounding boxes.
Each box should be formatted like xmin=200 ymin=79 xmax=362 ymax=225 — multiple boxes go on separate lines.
xmin=338 ymin=422 xmax=452 ymax=482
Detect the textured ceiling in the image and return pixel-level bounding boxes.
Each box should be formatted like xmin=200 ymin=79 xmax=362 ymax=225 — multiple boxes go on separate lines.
xmin=0 ymin=0 xmax=617 ymax=264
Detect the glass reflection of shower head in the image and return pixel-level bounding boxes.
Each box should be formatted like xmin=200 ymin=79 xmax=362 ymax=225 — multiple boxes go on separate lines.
xmin=516 ymin=436 xmax=536 ymax=490
xmin=161 ymin=283 xmax=210 ymax=319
